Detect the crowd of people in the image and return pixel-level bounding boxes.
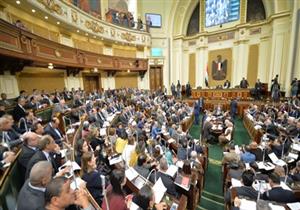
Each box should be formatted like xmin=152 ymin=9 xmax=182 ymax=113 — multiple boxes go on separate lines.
xmin=0 ymin=87 xmax=205 ymax=210
xmin=106 ymin=9 xmax=148 ymax=31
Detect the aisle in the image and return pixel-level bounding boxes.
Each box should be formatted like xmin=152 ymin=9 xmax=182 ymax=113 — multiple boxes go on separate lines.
xmin=189 ymin=117 xmax=251 ymax=210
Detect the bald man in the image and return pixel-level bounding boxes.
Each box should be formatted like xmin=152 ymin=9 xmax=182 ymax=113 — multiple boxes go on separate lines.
xmin=18 ymin=132 xmax=40 ymax=177
xmin=17 ymin=161 xmax=53 ymax=210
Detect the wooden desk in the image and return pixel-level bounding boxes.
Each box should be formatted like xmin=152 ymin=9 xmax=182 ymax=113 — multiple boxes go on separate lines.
xmin=243 ymin=111 xmax=264 ymax=144
xmin=191 ymin=89 xmax=251 ymax=100
xmin=181 ymin=114 xmax=194 ymax=132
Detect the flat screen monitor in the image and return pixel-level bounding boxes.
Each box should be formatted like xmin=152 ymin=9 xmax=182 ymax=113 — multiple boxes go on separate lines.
xmin=205 ymin=0 xmax=240 ymax=27
xmin=145 ymin=13 xmax=162 ymax=28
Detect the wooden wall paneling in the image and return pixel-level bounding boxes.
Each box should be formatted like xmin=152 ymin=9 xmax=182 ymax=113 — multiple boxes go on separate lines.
xmin=247 ymin=44 xmax=259 ymax=87
xmin=189 ymin=53 xmax=196 ymax=87
xmin=115 ymin=72 xmax=138 ymax=88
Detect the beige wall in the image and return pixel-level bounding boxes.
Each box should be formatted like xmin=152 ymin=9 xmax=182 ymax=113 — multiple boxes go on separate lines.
xmin=247 ymin=45 xmax=259 ymax=87
xmin=115 ymin=72 xmax=138 ymax=88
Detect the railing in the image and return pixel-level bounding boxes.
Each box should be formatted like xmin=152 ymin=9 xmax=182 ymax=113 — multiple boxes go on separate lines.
xmin=23 ymin=0 xmax=151 ymax=47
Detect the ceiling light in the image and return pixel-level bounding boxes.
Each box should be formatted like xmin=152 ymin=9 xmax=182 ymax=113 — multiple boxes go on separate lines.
xmin=93 ymin=68 xmax=98 ymax=72
xmin=77 ymin=30 xmax=80 ymax=33
xmin=31 ymin=9 xmax=35 ymax=13
xmin=127 ymin=69 xmax=130 ymax=73
xmin=56 ymin=21 xmax=60 ymax=25
xmin=48 ymin=63 xmax=53 ymax=66
xmin=48 ymin=65 xmax=53 ymax=69
xmin=16 ymin=1 xmax=20 ymax=5
xmin=45 ymin=16 xmax=48 ymax=19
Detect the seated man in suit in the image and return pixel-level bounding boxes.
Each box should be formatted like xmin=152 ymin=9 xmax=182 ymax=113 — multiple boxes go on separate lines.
xmin=225 ymin=170 xmax=258 ymax=203
xmin=25 ymin=135 xmax=62 ymax=179
xmin=0 ymin=146 xmax=16 ymax=169
xmin=224 ymin=80 xmax=231 ymax=89
xmin=262 ymin=172 xmax=297 ymax=203
xmin=44 ymin=117 xmax=64 ymax=147
xmin=156 ymin=157 xmax=178 ymax=197
xmin=0 ymin=116 xmax=23 ymax=150
xmin=18 ymin=132 xmax=40 ymax=177
xmin=52 ymin=98 xmax=69 ymax=117
xmin=17 ymin=161 xmax=53 ymax=210
xmin=134 ymin=154 xmax=151 ymax=179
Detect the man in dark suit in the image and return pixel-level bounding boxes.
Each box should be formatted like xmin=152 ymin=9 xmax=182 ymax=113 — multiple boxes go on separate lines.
xmin=44 ymin=117 xmax=64 ymax=147
xmin=17 ymin=161 xmax=53 ymax=210
xmin=255 ymin=79 xmax=263 ymax=100
xmin=156 ymin=158 xmax=178 ymax=197
xmin=134 ymin=154 xmax=151 ymax=179
xmin=262 ymin=172 xmax=297 ymax=203
xmin=25 ymin=135 xmax=62 ymax=179
xmin=240 ymin=77 xmax=249 ymax=89
xmin=202 ymin=117 xmax=214 ymax=143
xmin=230 ymin=98 xmax=238 ymax=119
xmin=225 ymin=170 xmax=258 ymax=203
xmin=0 ymin=116 xmax=23 ymax=150
xmin=12 ymin=97 xmax=26 ymax=122
xmin=223 ymin=80 xmax=231 ymax=89
xmin=18 ymin=132 xmax=40 ymax=178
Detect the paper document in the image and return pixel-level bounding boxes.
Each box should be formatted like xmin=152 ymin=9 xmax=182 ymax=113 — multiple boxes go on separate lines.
xmin=109 ymin=155 xmax=123 ymax=165
xmin=100 ymin=128 xmax=106 ymax=136
xmin=133 ymin=176 xmax=146 ymax=190
xmin=256 ymin=161 xmax=275 ymax=171
xmin=176 ymin=160 xmax=184 ymax=168
xmin=268 ymin=153 xmax=286 ymax=166
xmin=280 ymin=182 xmax=292 ymax=191
xmin=130 ymin=202 xmax=140 ymax=210
xmin=59 ymin=160 xmax=81 ymax=171
xmin=70 ymin=177 xmax=86 ymax=190
xmin=231 ymin=178 xmax=242 ymax=187
xmin=239 ymin=199 xmax=256 ymax=210
xmin=125 ymin=167 xmax=139 ymax=181
xmin=166 ymin=165 xmax=178 ymax=178
xmin=153 ymin=178 xmax=167 ymax=204
xmin=292 ymin=143 xmax=300 ymax=152
xmin=287 ymin=202 xmax=300 ymax=210
xmin=60 ymin=149 xmax=68 ymax=158
xmin=268 ymin=203 xmax=285 ymax=210
xmin=288 ymin=152 xmax=298 ymax=160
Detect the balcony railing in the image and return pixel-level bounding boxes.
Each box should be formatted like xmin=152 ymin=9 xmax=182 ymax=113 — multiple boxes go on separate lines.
xmin=20 ymin=0 xmax=151 ymax=47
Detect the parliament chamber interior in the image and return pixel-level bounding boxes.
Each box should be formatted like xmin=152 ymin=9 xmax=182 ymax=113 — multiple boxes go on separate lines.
xmin=0 ymin=0 xmax=300 ymax=210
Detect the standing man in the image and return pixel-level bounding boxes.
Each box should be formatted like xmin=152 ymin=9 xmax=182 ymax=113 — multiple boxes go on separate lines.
xmin=240 ymin=77 xmax=249 ymax=89
xmin=255 ymin=79 xmax=263 ymax=100
xmin=186 ymin=82 xmax=191 ymax=98
xmin=291 ymin=78 xmax=298 ymax=97
xmin=171 ymin=83 xmax=176 ymax=97
xmin=176 ymin=80 xmax=181 ymax=99
xmin=230 ymin=98 xmax=238 ymax=119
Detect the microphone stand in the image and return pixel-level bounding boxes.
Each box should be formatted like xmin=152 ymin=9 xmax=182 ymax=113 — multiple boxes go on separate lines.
xmin=146 ymin=168 xmax=157 ymax=184
xmin=281 ymin=137 xmax=288 ymax=159
xmin=19 ymin=117 xmax=28 ymax=133
xmin=101 ymin=175 xmax=109 ymax=210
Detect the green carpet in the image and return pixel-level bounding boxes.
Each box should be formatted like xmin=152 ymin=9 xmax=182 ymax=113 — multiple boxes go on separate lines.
xmin=189 ymin=116 xmax=251 ymax=210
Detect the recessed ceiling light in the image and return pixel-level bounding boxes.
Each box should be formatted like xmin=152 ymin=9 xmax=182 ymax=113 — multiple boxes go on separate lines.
xmin=45 ymin=16 xmax=48 ymax=19
xmin=48 ymin=63 xmax=53 ymax=66
xmin=31 ymin=9 xmax=35 ymax=13
xmin=56 ymin=21 xmax=60 ymax=25
xmin=77 ymin=30 xmax=80 ymax=33
xmin=16 ymin=1 xmax=20 ymax=4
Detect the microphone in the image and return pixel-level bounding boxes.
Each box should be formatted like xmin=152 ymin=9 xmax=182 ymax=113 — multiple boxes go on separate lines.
xmin=101 ymin=175 xmax=106 ymax=195
xmin=19 ymin=117 xmax=28 ymax=132
xmin=281 ymin=137 xmax=288 ymax=159
xmin=146 ymin=169 xmax=157 ymax=183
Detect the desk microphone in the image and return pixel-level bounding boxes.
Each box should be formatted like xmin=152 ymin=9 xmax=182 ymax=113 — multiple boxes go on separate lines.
xmin=101 ymin=175 xmax=109 ymax=210
xmin=147 ymin=169 xmax=157 ymax=183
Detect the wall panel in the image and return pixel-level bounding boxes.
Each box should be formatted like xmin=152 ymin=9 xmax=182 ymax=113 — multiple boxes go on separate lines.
xmin=189 ymin=53 xmax=196 ymax=87
xmin=115 ymin=72 xmax=138 ymax=88
xmin=247 ymin=44 xmax=259 ymax=87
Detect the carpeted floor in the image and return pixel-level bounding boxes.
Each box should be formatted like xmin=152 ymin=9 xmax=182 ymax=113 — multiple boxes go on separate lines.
xmin=189 ymin=116 xmax=251 ymax=210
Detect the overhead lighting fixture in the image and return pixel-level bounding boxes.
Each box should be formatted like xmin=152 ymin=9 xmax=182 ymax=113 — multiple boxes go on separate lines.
xmin=16 ymin=1 xmax=20 ymax=4
xmin=127 ymin=69 xmax=130 ymax=73
xmin=77 ymin=29 xmax=80 ymax=33
xmin=45 ymin=16 xmax=48 ymax=19
xmin=31 ymin=9 xmax=35 ymax=13
xmin=48 ymin=63 xmax=53 ymax=69
xmin=93 ymin=68 xmax=98 ymax=73
xmin=56 ymin=21 xmax=60 ymax=25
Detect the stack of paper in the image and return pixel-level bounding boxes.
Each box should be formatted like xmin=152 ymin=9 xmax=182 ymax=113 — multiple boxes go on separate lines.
xmin=153 ymin=178 xmax=167 ymax=203
xmin=292 ymin=143 xmax=300 ymax=152
xmin=256 ymin=161 xmax=275 ymax=170
xmin=133 ymin=176 xmax=146 ymax=190
xmin=231 ymin=178 xmax=242 ymax=187
xmin=239 ymin=199 xmax=256 ymax=210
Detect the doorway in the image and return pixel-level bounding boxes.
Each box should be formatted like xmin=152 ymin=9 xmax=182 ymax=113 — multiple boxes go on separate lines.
xmin=83 ymin=75 xmax=100 ymax=93
xmin=149 ymin=66 xmax=163 ymax=91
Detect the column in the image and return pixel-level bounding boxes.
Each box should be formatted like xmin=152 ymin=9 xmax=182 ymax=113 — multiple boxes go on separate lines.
xmin=171 ymin=39 xmax=183 ymax=84
xmin=257 ymin=36 xmax=271 ymax=83
xmin=196 ymin=46 xmax=208 ymax=87
xmin=232 ymin=40 xmax=249 ymax=87
xmin=182 ymin=49 xmax=189 ymax=84
xmin=0 ymin=71 xmax=19 ymax=98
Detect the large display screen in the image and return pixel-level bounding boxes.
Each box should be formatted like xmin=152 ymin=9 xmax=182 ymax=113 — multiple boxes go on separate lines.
xmin=205 ymin=0 xmax=240 ymax=27
xmin=145 ymin=13 xmax=162 ymax=28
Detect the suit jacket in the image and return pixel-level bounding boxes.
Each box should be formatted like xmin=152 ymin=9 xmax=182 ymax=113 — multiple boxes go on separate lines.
xmin=262 ymin=186 xmax=297 ymax=203
xmin=18 ymin=144 xmax=36 ymax=176
xmin=202 ymin=121 xmax=212 ymax=140
xmin=156 ymin=171 xmax=178 ymax=197
xmin=25 ymin=150 xmax=60 ymax=179
xmin=0 ymin=130 xmax=22 ymax=149
xmin=12 ymin=104 xmax=26 ymax=122
xmin=225 ymin=186 xmax=258 ymax=203
xmin=134 ymin=165 xmax=150 ymax=179
xmin=17 ymin=180 xmax=45 ymax=210
xmin=44 ymin=123 xmax=63 ymax=145
xmin=82 ymin=171 xmax=103 ymax=206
